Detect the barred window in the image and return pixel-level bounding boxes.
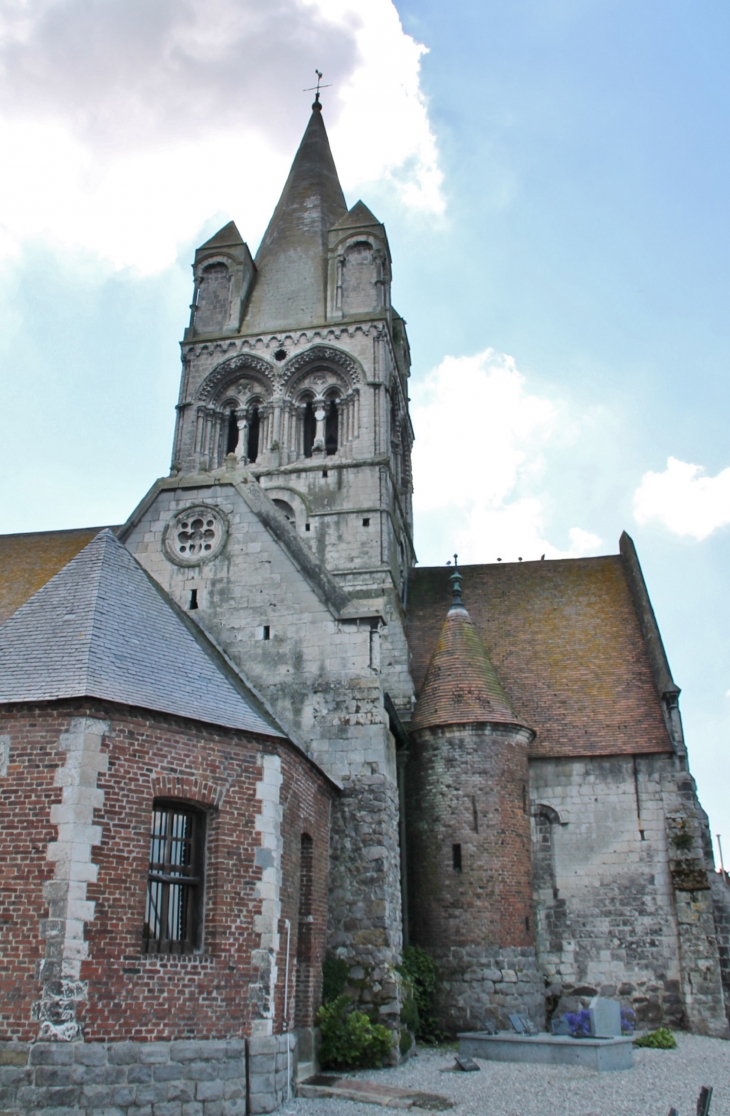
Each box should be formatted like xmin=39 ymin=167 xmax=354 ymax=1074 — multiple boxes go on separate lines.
xmin=143 ymin=802 xmax=205 ymax=954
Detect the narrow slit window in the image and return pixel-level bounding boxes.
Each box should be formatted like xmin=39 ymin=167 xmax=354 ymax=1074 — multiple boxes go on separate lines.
xmin=262 ymin=625 xmax=271 ymax=641
xmin=525 ymin=915 xmax=530 ymax=932
xmin=325 ymin=398 xmax=338 ymax=456
xmin=305 ymin=523 xmax=311 ymax=532
xmin=143 ymin=803 xmax=205 ymax=955
xmin=452 ymin=843 xmax=462 ymax=872
xmin=188 ymin=589 xmax=198 ymax=611
xmin=226 ymin=410 xmax=239 ymax=455
xmin=522 ymin=784 xmax=528 ymax=814
xmin=303 ymin=401 xmax=316 ymax=458
xmin=247 ymin=406 xmax=260 ymax=463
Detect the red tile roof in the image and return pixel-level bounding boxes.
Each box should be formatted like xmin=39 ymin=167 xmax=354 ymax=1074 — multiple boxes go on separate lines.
xmin=411 ymin=603 xmax=530 ymax=732
xmin=406 ymin=555 xmax=673 ymax=759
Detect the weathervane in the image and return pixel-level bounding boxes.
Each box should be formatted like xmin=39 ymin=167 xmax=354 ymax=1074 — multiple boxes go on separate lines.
xmin=304 ymin=69 xmax=332 ymax=108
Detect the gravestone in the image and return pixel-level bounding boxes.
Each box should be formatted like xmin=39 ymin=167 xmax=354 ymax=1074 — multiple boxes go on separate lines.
xmin=589 ymin=996 xmax=622 ymax=1037
xmin=454 ymin=1055 xmax=480 ymax=1072
xmin=509 ymin=1013 xmax=538 ymax=1035
xmin=551 ymin=1016 xmax=572 ymax=1036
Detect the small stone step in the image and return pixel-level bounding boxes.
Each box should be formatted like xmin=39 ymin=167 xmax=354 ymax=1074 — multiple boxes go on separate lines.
xmin=297 ymin=1075 xmax=452 ymax=1110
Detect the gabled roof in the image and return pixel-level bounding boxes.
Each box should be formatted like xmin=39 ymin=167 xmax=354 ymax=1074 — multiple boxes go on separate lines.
xmin=241 ymin=105 xmax=347 ymax=332
xmin=407 ymin=552 xmax=674 ymax=759
xmin=0 ymin=529 xmax=282 ymax=738
xmin=200 ymin=220 xmax=244 ymax=250
xmin=0 ymin=525 xmax=118 ymax=624
xmin=332 ymin=200 xmax=381 ymax=230
xmin=411 ymin=594 xmax=529 ymax=732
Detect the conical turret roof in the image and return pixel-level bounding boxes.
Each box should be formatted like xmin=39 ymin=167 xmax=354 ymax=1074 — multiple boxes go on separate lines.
xmin=411 ymin=573 xmax=530 ymax=733
xmin=241 ymin=104 xmax=347 ymax=332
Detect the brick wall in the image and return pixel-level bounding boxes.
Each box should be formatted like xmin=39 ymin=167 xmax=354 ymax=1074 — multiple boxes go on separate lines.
xmin=405 ymin=722 xmax=541 ymax=1031
xmin=0 ymin=700 xmax=333 ymax=1047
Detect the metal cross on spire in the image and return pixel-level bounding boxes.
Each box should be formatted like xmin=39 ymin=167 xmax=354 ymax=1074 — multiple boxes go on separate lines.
xmin=304 ymin=69 xmax=332 ymax=108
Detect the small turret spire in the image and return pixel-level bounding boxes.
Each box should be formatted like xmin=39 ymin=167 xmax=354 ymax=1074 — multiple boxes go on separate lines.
xmin=449 ymin=553 xmax=463 ymax=609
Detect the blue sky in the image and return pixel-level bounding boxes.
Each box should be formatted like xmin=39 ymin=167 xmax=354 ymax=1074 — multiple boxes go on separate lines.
xmin=0 ymin=0 xmax=728 ymax=859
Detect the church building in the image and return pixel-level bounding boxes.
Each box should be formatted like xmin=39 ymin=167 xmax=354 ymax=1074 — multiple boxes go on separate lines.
xmin=1 ymin=96 xmax=728 ymax=1114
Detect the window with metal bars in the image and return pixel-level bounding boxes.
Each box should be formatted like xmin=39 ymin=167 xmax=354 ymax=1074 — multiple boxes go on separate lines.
xmin=143 ymin=802 xmax=205 ymax=954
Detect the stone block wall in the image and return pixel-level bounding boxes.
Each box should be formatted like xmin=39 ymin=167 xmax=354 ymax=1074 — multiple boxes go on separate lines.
xmin=434 ymin=947 xmax=545 ymax=1034
xmin=710 ymin=872 xmax=730 ymax=1026
xmin=0 ymin=1034 xmax=296 ymax=1115
xmin=530 ymin=753 xmax=728 ymax=1036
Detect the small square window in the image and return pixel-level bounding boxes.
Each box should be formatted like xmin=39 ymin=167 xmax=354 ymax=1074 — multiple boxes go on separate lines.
xmin=362 ymin=518 xmax=370 ymax=527
xmin=305 ymin=523 xmax=311 ymax=532
xmin=322 ymin=469 xmax=328 ymax=478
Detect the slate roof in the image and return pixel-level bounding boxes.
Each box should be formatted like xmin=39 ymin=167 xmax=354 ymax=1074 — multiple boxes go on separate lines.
xmin=406 ymin=549 xmax=674 ymax=759
xmin=0 ymin=529 xmax=283 ymax=738
xmin=411 ymin=597 xmax=529 ymax=732
xmin=241 ymin=104 xmax=348 ymax=333
xmin=0 ymin=525 xmax=118 ymax=624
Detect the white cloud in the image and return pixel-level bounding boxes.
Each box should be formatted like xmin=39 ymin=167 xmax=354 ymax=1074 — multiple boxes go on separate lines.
xmin=0 ymin=0 xmax=442 ymax=272
xmin=411 ymin=348 xmax=603 ymax=564
xmin=633 ymin=456 xmax=730 ymax=540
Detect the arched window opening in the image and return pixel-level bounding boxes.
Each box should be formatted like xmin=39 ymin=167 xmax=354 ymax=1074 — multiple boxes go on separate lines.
xmin=273 ymin=499 xmax=295 ymax=523
xmin=226 ymin=409 xmax=239 ymax=455
xmin=295 ymin=833 xmax=314 ymax=1027
xmin=325 ymin=398 xmax=339 ymax=456
xmin=143 ymin=801 xmax=205 ymax=955
xmin=303 ymin=400 xmax=316 ymax=458
xmin=247 ymin=406 xmax=260 ymax=463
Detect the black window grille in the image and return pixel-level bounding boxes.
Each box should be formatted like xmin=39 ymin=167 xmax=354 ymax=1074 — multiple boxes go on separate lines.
xmin=143 ymin=803 xmax=204 ymax=954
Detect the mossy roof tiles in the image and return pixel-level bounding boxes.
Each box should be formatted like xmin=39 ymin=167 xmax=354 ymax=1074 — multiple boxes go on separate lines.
xmin=411 ymin=603 xmax=529 ymax=732
xmin=407 ymin=555 xmax=673 ymax=758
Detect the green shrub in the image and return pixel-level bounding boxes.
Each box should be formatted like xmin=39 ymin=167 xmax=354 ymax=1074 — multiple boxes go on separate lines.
xmin=634 ymin=1027 xmax=677 ymax=1049
xmin=398 ymin=946 xmax=444 ymax=1043
xmin=316 ymin=995 xmax=393 ymax=1070
xmin=399 ymin=1029 xmax=413 ymax=1056
xmin=322 ymin=957 xmax=349 ymax=1004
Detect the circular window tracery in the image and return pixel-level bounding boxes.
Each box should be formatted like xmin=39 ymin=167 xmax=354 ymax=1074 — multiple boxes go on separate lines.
xmin=163 ymin=505 xmax=229 ymax=566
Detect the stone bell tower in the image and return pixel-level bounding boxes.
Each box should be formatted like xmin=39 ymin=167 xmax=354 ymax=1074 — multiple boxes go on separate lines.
xmin=121 ymin=97 xmax=417 ymax=1031
xmin=170 ymin=98 xmax=414 ymax=607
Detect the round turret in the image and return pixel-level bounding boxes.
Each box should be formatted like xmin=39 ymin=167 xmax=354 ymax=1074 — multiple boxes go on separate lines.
xmin=406 ymin=568 xmax=544 ymax=1033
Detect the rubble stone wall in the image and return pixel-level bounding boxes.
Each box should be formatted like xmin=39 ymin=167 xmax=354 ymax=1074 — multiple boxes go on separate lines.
xmin=530 ymin=753 xmax=728 ymax=1036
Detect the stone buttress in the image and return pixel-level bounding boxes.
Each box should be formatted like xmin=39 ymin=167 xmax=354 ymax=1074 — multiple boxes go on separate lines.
xmin=120 ymin=99 xmax=415 ymax=1032
xmin=405 ymin=569 xmax=544 ymax=1032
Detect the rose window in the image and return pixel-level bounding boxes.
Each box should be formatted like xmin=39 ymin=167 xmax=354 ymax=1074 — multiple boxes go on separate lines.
xmin=164 ymin=505 xmax=228 ymax=566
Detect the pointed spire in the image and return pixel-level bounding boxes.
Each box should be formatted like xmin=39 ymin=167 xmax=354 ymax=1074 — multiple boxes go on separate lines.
xmin=200 ymin=220 xmax=244 ymax=250
xmin=241 ymin=108 xmax=347 ymax=332
xmin=411 ymin=569 xmax=530 ymax=732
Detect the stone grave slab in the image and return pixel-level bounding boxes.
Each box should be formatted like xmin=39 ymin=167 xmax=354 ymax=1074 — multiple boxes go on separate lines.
xmin=458 ymin=1031 xmax=634 ymax=1072
xmin=589 ymin=996 xmax=622 ymax=1037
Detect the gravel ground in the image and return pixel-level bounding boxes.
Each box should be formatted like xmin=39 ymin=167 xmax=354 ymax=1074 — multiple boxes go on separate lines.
xmin=289 ymin=1034 xmax=730 ymax=1116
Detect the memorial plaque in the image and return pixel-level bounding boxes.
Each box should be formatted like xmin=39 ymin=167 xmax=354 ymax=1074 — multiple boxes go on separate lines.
xmin=589 ymin=996 xmax=622 ymax=1037
xmin=454 ymin=1055 xmax=480 ymax=1072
